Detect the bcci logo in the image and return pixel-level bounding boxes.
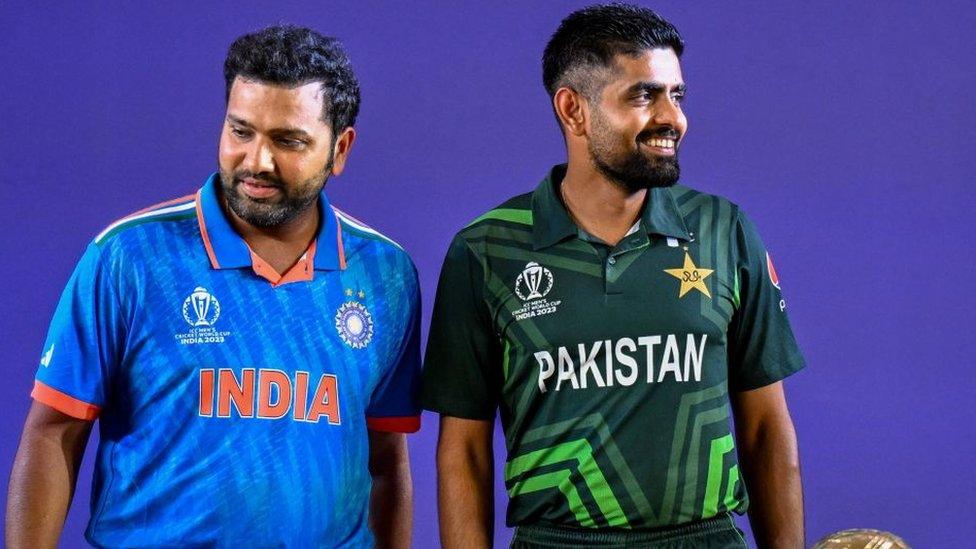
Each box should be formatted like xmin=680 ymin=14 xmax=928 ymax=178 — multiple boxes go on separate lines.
xmin=515 ymin=262 xmax=554 ymax=301
xmin=183 ymin=287 xmax=221 ymax=327
xmin=335 ymin=301 xmax=374 ymax=349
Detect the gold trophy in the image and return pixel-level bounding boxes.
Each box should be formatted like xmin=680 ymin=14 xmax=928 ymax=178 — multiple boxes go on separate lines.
xmin=812 ymin=529 xmax=910 ymax=549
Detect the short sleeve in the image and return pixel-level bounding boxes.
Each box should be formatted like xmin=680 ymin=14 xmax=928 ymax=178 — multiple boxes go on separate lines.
xmin=32 ymin=242 xmax=125 ymax=420
xmin=366 ymin=257 xmax=422 ymax=433
xmin=421 ymin=235 xmax=502 ymax=420
xmin=727 ymin=211 xmax=806 ymax=391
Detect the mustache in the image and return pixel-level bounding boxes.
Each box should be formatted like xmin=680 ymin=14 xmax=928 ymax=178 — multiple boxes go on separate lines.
xmin=233 ymin=171 xmax=282 ymax=187
xmin=637 ymin=127 xmax=681 ymax=141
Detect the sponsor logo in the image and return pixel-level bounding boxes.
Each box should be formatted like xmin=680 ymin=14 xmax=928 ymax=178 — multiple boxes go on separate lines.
xmin=512 ymin=262 xmax=561 ymax=322
xmin=40 ymin=344 xmax=54 ymax=368
xmin=336 ymin=299 xmax=374 ymax=349
xmin=663 ymin=252 xmax=714 ymax=299
xmin=176 ymin=287 xmax=232 ymax=345
xmin=198 ymin=368 xmax=341 ymax=424
xmin=766 ymin=252 xmax=781 ymax=289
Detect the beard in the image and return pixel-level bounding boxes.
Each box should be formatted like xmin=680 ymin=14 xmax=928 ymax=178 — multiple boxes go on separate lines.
xmin=218 ymin=155 xmax=333 ymax=229
xmin=588 ymin=110 xmax=681 ymax=193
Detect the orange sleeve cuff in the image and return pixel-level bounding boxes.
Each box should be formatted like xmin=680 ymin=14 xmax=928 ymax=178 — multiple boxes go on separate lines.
xmin=366 ymin=415 xmax=421 ymax=433
xmin=31 ymin=381 xmax=100 ymax=421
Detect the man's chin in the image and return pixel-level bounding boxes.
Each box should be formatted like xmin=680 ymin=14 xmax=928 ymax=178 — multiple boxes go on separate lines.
xmin=598 ymin=164 xmax=680 ymax=192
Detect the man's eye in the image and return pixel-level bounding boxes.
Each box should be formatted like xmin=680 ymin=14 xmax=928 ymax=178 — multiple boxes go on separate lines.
xmin=277 ymin=138 xmax=305 ymax=149
xmin=672 ymin=93 xmax=685 ymax=104
xmin=231 ymin=128 xmax=250 ymax=138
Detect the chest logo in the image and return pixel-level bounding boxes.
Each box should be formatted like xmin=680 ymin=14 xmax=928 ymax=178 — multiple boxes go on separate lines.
xmin=183 ymin=287 xmax=221 ymax=327
xmin=336 ymin=300 xmax=374 ymax=349
xmin=515 ymin=262 xmax=554 ymax=301
xmin=664 ymin=252 xmax=714 ymax=299
xmin=177 ymin=287 xmax=231 ymax=345
xmin=512 ymin=262 xmax=561 ymax=322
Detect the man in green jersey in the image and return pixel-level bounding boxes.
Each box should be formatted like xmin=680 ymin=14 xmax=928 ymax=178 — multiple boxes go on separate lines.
xmin=422 ymin=4 xmax=805 ymax=548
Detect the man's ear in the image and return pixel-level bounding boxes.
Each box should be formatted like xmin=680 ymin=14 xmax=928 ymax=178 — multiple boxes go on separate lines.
xmin=330 ymin=126 xmax=357 ymax=176
xmin=553 ymin=87 xmax=589 ymax=137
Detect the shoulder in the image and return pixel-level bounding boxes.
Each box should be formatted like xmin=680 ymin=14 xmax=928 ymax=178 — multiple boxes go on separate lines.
xmin=668 ymin=184 xmax=741 ymax=223
xmin=93 ymin=194 xmax=198 ymax=248
xmin=333 ymin=206 xmax=417 ymax=279
xmin=88 ymin=193 xmax=199 ymax=266
xmin=453 ymin=191 xmax=534 ymax=252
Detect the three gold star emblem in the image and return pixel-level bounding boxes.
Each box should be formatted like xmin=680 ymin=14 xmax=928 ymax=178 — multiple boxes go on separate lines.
xmin=664 ymin=252 xmax=714 ymax=298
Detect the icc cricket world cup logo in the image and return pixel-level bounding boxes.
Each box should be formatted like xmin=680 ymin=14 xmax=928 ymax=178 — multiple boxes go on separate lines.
xmin=515 ymin=262 xmax=554 ymax=301
xmin=182 ymin=287 xmax=221 ymax=327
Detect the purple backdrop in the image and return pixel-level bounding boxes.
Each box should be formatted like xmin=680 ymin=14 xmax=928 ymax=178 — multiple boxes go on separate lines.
xmin=2 ymin=1 xmax=974 ymax=547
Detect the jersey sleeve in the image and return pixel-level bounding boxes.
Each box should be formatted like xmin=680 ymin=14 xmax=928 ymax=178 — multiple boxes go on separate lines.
xmin=366 ymin=255 xmax=422 ymax=433
xmin=32 ymin=242 xmax=125 ymax=420
xmin=727 ymin=211 xmax=806 ymax=391
xmin=421 ymin=235 xmax=502 ymax=420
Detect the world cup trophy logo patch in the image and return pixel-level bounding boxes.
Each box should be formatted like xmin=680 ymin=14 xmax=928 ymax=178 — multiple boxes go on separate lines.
xmin=335 ymin=301 xmax=374 ymax=349
xmin=515 ymin=262 xmax=554 ymax=301
xmin=183 ymin=287 xmax=221 ymax=327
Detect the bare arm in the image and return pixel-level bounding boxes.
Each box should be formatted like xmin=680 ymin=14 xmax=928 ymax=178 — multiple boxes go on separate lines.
xmin=368 ymin=430 xmax=412 ymax=549
xmin=436 ymin=416 xmax=494 ymax=549
xmin=6 ymin=401 xmax=93 ymax=549
xmin=731 ymin=381 xmax=803 ymax=549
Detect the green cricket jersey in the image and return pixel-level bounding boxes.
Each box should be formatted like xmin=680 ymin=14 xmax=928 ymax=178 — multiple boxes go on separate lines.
xmin=421 ymin=164 xmax=805 ymax=530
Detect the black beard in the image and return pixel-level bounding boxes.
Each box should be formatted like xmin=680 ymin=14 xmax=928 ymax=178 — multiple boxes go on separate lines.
xmin=592 ymin=147 xmax=680 ymax=193
xmin=587 ymin=106 xmax=682 ymax=193
xmin=218 ymin=145 xmax=335 ymax=228
xmin=219 ymin=164 xmax=329 ymax=228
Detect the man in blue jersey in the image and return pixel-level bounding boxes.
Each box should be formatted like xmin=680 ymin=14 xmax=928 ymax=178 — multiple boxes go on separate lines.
xmin=6 ymin=25 xmax=420 ymax=548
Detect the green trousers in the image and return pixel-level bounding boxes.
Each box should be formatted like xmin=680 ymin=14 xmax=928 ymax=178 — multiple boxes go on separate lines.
xmin=510 ymin=513 xmax=748 ymax=549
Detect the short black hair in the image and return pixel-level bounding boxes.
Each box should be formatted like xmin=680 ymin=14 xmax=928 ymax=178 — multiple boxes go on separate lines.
xmin=543 ymin=3 xmax=684 ymax=100
xmin=224 ymin=25 xmax=360 ymax=133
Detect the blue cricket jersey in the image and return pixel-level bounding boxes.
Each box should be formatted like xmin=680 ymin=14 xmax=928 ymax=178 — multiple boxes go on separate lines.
xmin=32 ymin=174 xmax=421 ymax=548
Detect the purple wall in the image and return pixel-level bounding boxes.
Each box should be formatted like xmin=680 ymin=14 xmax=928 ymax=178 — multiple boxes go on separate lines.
xmin=2 ymin=1 xmax=974 ymax=546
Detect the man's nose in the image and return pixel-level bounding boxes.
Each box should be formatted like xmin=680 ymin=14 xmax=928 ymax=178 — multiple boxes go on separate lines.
xmin=243 ymin=139 xmax=275 ymax=174
xmin=651 ymin=95 xmax=682 ymax=128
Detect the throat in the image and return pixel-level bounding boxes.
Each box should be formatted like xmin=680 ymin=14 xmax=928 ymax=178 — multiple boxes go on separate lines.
xmin=560 ymin=174 xmax=646 ymax=247
xmin=249 ymin=239 xmax=312 ymax=275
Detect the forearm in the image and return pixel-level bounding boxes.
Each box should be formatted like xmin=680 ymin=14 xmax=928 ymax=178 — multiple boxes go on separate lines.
xmin=437 ymin=427 xmax=494 ymax=549
xmin=739 ymin=421 xmax=804 ymax=548
xmin=369 ymin=460 xmax=413 ymax=549
xmin=6 ymin=418 xmax=88 ymax=548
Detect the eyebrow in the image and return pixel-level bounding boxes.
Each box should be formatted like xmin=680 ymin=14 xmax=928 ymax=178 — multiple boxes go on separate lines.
xmin=226 ymin=115 xmax=253 ymax=128
xmin=226 ymin=115 xmax=312 ymax=139
xmin=626 ymin=81 xmax=686 ymax=95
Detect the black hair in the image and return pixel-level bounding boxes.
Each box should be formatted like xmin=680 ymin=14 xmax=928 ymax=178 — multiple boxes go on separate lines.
xmin=224 ymin=25 xmax=360 ymax=133
xmin=542 ymin=3 xmax=684 ymax=99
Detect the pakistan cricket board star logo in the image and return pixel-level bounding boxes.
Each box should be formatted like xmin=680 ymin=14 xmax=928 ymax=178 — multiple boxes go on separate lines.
xmin=664 ymin=252 xmax=714 ymax=299
xmin=515 ymin=262 xmax=554 ymax=301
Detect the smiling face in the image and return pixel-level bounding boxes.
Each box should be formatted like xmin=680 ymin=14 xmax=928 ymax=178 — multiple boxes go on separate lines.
xmin=217 ymin=77 xmax=340 ymax=229
xmin=586 ymin=48 xmax=687 ymax=192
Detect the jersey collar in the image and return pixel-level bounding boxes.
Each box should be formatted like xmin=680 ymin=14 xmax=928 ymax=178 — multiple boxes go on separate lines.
xmin=194 ymin=173 xmax=344 ymax=271
xmin=531 ymin=164 xmax=692 ymax=250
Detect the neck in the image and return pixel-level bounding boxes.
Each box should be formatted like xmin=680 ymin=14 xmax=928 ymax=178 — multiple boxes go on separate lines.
xmin=561 ymin=153 xmax=646 ymax=246
xmin=223 ymin=196 xmax=320 ymax=275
